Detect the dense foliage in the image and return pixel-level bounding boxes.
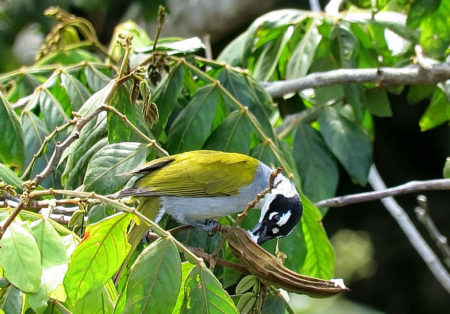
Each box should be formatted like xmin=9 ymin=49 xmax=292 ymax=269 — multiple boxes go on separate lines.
xmin=0 ymin=1 xmax=449 ymax=313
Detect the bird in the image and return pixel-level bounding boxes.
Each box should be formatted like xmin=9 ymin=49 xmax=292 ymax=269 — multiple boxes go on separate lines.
xmin=116 ymin=150 xmax=302 ymax=246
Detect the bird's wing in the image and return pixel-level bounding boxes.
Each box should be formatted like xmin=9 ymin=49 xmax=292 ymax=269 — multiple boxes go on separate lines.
xmin=120 ymin=150 xmax=259 ymax=197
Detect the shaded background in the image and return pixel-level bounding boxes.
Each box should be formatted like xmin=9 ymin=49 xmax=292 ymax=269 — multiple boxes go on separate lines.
xmin=1 ymin=0 xmax=449 ymax=312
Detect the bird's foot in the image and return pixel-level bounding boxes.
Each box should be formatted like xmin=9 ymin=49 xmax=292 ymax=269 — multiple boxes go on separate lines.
xmin=203 ymin=219 xmax=220 ymax=232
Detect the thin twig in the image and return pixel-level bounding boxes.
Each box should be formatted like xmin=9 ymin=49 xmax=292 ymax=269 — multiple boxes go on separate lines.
xmin=415 ymin=195 xmax=450 ymax=268
xmin=368 ymin=165 xmax=450 ymax=293
xmin=187 ymin=246 xmax=250 ymax=275
xmin=263 ymin=63 xmax=450 ymax=98
xmin=102 ymin=105 xmax=168 ymax=156
xmin=315 ymin=178 xmax=450 ymax=208
xmin=21 ymin=119 xmax=76 ymax=180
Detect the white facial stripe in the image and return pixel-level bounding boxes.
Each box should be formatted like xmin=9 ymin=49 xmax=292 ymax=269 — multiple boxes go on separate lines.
xmin=272 ymin=227 xmax=280 ymax=234
xmin=272 ymin=174 xmax=297 ymax=198
xmin=269 ymin=211 xmax=279 ymax=220
xmin=277 ymin=211 xmax=292 ymax=226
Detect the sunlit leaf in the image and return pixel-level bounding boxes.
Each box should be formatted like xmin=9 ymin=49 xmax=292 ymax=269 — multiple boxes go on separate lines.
xmin=124 ymin=238 xmax=181 ymax=313
xmin=0 ymin=91 xmax=24 ymax=169
xmin=0 ymin=222 xmax=42 ymax=293
xmin=84 ymin=142 xmax=148 ymax=194
xmin=419 ymin=87 xmax=450 ymax=131
xmin=172 ymin=262 xmax=196 ymax=314
xmin=181 ymin=266 xmax=238 ymax=313
xmin=64 ymin=212 xmax=133 ymax=304
xmin=71 ymin=284 xmax=115 ymax=314
xmin=286 ymin=18 xmax=321 ymax=79
xmin=0 ymin=164 xmax=23 ymax=193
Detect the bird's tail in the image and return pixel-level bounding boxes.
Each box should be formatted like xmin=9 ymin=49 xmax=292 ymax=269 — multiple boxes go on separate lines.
xmin=114 ymin=197 xmax=161 ymax=283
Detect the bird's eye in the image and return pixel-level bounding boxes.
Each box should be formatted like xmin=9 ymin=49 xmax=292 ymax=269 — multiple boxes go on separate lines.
xmin=271 ymin=214 xmax=280 ymax=223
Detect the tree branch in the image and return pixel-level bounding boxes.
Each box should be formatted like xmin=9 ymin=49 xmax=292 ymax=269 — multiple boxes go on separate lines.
xmin=368 ymin=166 xmax=450 ymax=294
xmin=315 ymin=178 xmax=450 ymax=208
xmin=415 ymin=195 xmax=450 ymax=268
xmin=263 ymin=63 xmax=450 ymax=98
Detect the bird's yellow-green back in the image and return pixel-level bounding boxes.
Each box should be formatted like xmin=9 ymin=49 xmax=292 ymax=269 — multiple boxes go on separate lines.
xmin=134 ymin=150 xmax=260 ymax=197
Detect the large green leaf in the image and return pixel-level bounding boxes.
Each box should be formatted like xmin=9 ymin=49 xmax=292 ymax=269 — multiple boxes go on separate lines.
xmin=172 ymin=262 xmax=196 ymax=314
xmin=107 ymin=84 xmax=150 ymax=143
xmin=0 ymin=91 xmax=24 ymax=169
xmin=0 ymin=163 xmax=23 ymax=193
xmin=166 ymin=84 xmax=220 ymax=153
xmin=318 ymin=106 xmax=372 ymax=185
xmin=252 ymin=27 xmax=292 ymax=81
xmin=64 ymin=212 xmax=133 ymax=304
xmin=181 ymin=266 xmax=238 ymax=313
xmin=407 ymin=0 xmax=450 ymax=58
xmin=60 ymin=71 xmax=91 ymax=111
xmin=124 ymin=238 xmax=181 ymax=313
xmin=84 ymin=64 xmax=113 ymax=92
xmin=21 ymin=111 xmax=56 ymax=186
xmin=0 ymin=222 xmax=42 ymax=293
xmin=78 ymin=80 xmax=115 ymax=117
xmin=419 ymin=87 xmax=450 ymax=131
xmin=83 ymin=142 xmax=148 ymax=194
xmin=61 ymin=115 xmax=107 ymax=189
xmin=293 ymin=123 xmax=339 ymax=205
xmin=153 ymin=62 xmax=186 ymax=128
xmin=286 ymin=18 xmax=321 ymax=79
xmin=0 ymin=285 xmax=24 ymax=314
xmin=203 ymin=110 xmax=251 ymax=154
xmin=72 ymin=284 xmax=115 ymax=314
xmin=38 ymin=87 xmax=70 ymax=135
xmin=300 ymin=195 xmax=334 ymax=279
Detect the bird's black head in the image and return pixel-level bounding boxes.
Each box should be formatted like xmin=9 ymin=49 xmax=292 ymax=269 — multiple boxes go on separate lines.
xmin=249 ymin=194 xmax=302 ymax=245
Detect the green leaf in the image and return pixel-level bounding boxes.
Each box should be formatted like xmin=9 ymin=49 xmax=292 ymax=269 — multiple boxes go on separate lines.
xmin=419 ymin=87 xmax=450 ymax=131
xmin=107 ymin=84 xmax=149 ymax=143
xmin=124 ymin=238 xmax=181 ymax=313
xmin=38 ymin=87 xmax=70 ymax=134
xmin=0 ymin=285 xmax=24 ymax=314
xmin=84 ymin=64 xmax=112 ymax=92
xmin=72 ymin=284 xmax=115 ymax=314
xmin=181 ymin=266 xmax=238 ymax=313
xmin=0 ymin=91 xmax=24 ymax=169
xmin=365 ymin=90 xmax=392 ymax=117
xmin=166 ymin=84 xmax=220 ymax=153
xmin=36 ymin=49 xmax=101 ymax=66
xmin=0 ymin=222 xmax=42 ymax=293
xmin=61 ymin=115 xmax=107 ymax=189
xmin=84 ymin=142 xmax=148 ymax=194
xmin=0 ymin=163 xmax=23 ymax=193
xmin=253 ymin=27 xmax=292 ymax=81
xmin=21 ymin=111 xmax=56 ymax=186
xmin=87 ymin=204 xmax=117 ymax=224
xmin=153 ymin=63 xmax=186 ymax=128
xmin=443 ymin=157 xmax=450 ymax=178
xmin=286 ymin=18 xmax=321 ymax=79
xmin=236 ymin=292 xmax=257 ymax=314
xmin=203 ymin=110 xmax=251 ymax=154
xmin=172 ymin=262 xmax=196 ymax=314
xmin=217 ymin=32 xmax=251 ymax=68
xmin=78 ymin=80 xmax=115 ymax=117
xmin=407 ymin=0 xmax=450 ymax=58
xmin=262 ymin=294 xmax=285 ymax=314
xmin=318 ymin=106 xmax=372 ymax=185
xmin=60 ymin=71 xmax=91 ymax=111
xmin=64 ymin=212 xmax=133 ymax=304
xmin=300 ymin=195 xmax=335 ymax=279
xmin=293 ymin=123 xmax=339 ymax=205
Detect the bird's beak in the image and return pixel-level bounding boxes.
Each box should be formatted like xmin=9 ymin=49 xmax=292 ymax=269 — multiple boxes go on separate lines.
xmin=249 ymin=222 xmax=269 ymax=245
